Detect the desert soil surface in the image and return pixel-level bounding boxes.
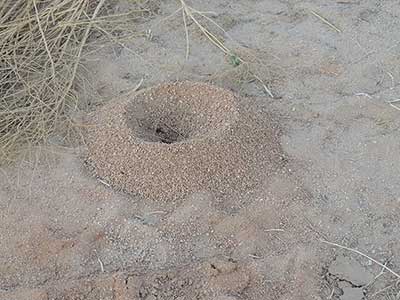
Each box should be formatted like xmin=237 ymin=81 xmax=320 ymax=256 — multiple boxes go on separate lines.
xmin=1 ymin=1 xmax=400 ymax=299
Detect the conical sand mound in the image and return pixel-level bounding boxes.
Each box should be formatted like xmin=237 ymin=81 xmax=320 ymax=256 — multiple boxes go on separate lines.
xmin=85 ymin=81 xmax=284 ymax=200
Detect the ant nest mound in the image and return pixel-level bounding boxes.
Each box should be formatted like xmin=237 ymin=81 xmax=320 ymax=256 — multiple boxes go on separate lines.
xmin=86 ymin=81 xmax=283 ymax=201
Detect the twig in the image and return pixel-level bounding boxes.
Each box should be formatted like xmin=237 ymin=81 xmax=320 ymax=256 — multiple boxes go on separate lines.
xmin=355 ymin=93 xmax=372 ymax=99
xmin=310 ymin=10 xmax=342 ymax=33
xmin=264 ymin=228 xmax=285 ymax=232
xmin=97 ymin=257 xmax=105 ymax=272
xmin=98 ymin=178 xmax=110 ymax=187
xmin=253 ymin=74 xmax=274 ymax=98
xmin=388 ymin=99 xmax=400 ymax=111
xmin=386 ymin=72 xmax=395 ymax=89
xmin=133 ymin=78 xmax=144 ymax=92
xmin=321 ymin=239 xmax=400 ymax=279
xmin=249 ymin=254 xmax=263 ymax=259
xmin=182 ymin=8 xmax=190 ymax=60
xmin=148 ymin=211 xmax=167 ymax=215
xmin=121 ymin=78 xmax=144 ymax=97
xmin=328 ymin=288 xmax=335 ymax=299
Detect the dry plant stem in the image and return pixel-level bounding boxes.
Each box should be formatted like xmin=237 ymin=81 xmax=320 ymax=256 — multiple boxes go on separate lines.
xmin=33 ymin=0 xmax=56 ymax=78
xmin=180 ymin=0 xmax=234 ymax=57
xmin=178 ymin=0 xmax=274 ymax=98
xmin=310 ymin=10 xmax=342 ymax=33
xmin=58 ymin=0 xmax=106 ymax=112
xmin=97 ymin=257 xmax=105 ymax=272
xmin=321 ymin=239 xmax=400 ymax=279
xmin=328 ymin=288 xmax=335 ymax=299
xmin=388 ymin=99 xmax=400 ymax=111
xmin=182 ymin=7 xmax=190 ymax=60
xmin=128 ymin=78 xmax=144 ymax=95
xmin=253 ymin=74 xmax=274 ymax=98
xmin=264 ymin=228 xmax=285 ymax=232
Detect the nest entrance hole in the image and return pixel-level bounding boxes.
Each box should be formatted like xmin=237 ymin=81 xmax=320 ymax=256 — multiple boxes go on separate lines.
xmin=143 ymin=121 xmax=188 ymax=144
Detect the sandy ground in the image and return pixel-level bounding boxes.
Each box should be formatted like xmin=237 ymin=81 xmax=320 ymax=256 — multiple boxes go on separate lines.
xmin=1 ymin=1 xmax=400 ymax=299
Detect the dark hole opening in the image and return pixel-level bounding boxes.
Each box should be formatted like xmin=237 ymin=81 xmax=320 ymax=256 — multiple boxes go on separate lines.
xmin=154 ymin=123 xmax=186 ymax=144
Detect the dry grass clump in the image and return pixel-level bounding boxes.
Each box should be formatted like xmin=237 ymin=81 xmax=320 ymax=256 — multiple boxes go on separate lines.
xmin=0 ymin=0 xmax=107 ymax=161
xmin=0 ymin=0 xmax=150 ymax=162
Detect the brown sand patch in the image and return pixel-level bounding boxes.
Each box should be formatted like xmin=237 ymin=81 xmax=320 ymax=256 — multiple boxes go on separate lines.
xmin=85 ymin=81 xmax=283 ymax=200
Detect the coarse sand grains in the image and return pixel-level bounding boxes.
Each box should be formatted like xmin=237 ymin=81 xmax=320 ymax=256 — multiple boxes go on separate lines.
xmin=85 ymin=81 xmax=284 ymax=201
